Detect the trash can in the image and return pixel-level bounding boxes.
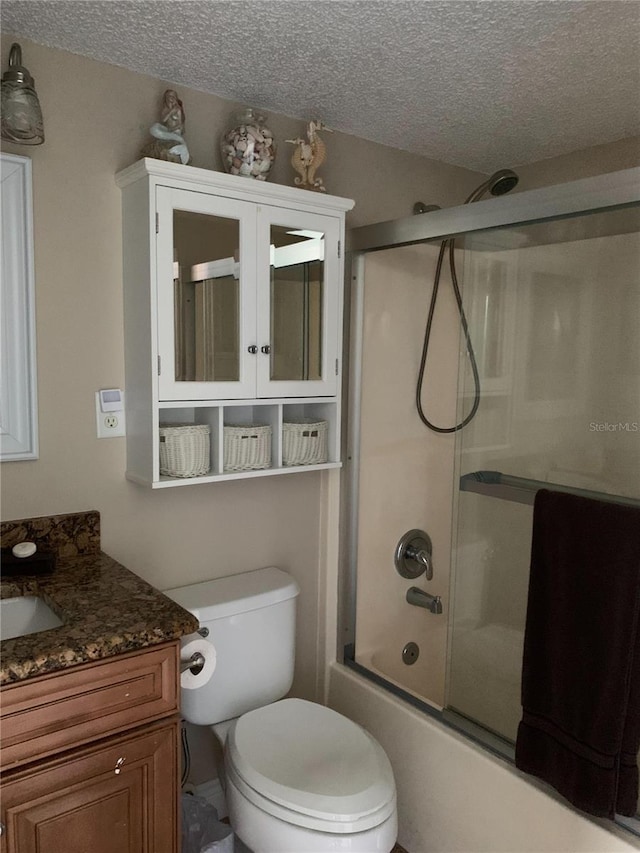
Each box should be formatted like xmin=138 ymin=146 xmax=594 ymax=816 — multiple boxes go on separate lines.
xmin=181 ymin=794 xmax=234 ymax=853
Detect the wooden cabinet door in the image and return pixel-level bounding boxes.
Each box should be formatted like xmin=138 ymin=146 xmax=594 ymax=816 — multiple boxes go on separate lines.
xmin=1 ymin=720 xmax=178 ymax=853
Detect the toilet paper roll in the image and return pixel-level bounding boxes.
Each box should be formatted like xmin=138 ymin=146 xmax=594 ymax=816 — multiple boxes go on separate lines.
xmin=180 ymin=636 xmax=217 ymax=690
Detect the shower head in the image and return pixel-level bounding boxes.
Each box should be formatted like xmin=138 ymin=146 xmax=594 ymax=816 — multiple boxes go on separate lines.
xmin=464 ymin=168 xmax=519 ymax=204
xmin=413 ymin=202 xmax=442 ymax=215
xmin=488 ymin=169 xmax=519 ymax=196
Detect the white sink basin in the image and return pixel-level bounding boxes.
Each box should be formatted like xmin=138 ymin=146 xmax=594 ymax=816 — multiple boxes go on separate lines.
xmin=1 ymin=595 xmax=64 ymax=641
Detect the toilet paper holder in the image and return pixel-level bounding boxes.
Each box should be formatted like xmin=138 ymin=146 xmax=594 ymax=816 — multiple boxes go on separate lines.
xmin=181 ymin=651 xmax=205 ymax=676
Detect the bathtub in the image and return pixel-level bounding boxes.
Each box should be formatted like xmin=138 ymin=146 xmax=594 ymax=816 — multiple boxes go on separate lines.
xmin=355 ymin=619 xmax=523 ymax=742
xmin=355 ymin=645 xmax=444 ymax=711
xmin=448 ymin=621 xmax=524 ymax=741
xmin=329 ymin=663 xmax=637 ymax=853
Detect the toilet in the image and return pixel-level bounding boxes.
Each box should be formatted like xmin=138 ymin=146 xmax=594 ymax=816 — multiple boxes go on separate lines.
xmin=166 ymin=567 xmax=398 ymax=853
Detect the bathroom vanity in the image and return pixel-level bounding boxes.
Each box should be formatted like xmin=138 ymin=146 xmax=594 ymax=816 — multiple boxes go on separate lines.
xmin=0 ymin=511 xmax=198 ymax=852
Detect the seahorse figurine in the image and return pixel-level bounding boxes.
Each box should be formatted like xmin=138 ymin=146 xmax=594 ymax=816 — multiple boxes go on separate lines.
xmin=286 ymin=120 xmax=333 ymax=192
xmin=306 ymin=120 xmax=332 ymax=191
xmin=285 ymin=135 xmax=312 ymax=187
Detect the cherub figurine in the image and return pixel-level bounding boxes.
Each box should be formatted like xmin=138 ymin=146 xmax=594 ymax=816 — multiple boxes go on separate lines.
xmin=286 ymin=119 xmax=333 ymax=192
xmin=141 ymin=89 xmax=191 ymax=165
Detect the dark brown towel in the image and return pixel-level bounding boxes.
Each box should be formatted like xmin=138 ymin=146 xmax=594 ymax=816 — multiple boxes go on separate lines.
xmin=515 ymin=489 xmax=640 ymax=819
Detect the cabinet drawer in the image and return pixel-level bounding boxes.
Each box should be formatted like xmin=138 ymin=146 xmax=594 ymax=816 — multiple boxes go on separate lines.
xmin=0 ymin=643 xmax=179 ymax=770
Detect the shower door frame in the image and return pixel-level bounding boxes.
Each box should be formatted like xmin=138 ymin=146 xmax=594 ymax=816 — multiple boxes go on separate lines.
xmin=342 ymin=167 xmax=640 ymax=818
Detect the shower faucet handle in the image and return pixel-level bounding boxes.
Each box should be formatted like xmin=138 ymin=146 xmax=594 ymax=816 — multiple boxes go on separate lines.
xmin=394 ymin=529 xmax=434 ymax=580
xmin=406 ymin=544 xmax=432 ymax=575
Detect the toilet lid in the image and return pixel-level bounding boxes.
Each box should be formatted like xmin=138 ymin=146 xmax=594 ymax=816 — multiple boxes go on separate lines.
xmin=227 ymin=698 xmax=395 ymax=824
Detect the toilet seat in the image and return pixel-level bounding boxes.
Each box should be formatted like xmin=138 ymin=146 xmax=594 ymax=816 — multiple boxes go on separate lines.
xmin=226 ymin=698 xmax=396 ymax=833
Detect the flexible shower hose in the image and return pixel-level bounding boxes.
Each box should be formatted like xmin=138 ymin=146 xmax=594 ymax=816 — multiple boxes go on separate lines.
xmin=415 ymin=238 xmax=481 ymax=433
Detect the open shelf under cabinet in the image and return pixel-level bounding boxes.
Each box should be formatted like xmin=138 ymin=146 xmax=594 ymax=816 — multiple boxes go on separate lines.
xmin=130 ymin=397 xmax=341 ymax=488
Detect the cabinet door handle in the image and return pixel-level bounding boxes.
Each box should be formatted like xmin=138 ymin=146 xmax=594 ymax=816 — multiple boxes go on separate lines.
xmin=261 ymin=345 xmax=271 ymax=355
xmin=114 ymin=756 xmax=126 ymax=775
xmin=247 ymin=345 xmax=258 ymax=354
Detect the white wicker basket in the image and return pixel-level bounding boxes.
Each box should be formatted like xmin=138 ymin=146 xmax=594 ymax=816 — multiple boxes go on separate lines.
xmin=159 ymin=424 xmax=211 ymax=478
xmin=282 ymin=419 xmax=328 ymax=466
xmin=224 ymin=424 xmax=272 ymax=471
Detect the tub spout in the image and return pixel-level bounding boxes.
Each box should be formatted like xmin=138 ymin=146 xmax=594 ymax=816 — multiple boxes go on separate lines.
xmin=406 ymin=587 xmax=443 ymax=614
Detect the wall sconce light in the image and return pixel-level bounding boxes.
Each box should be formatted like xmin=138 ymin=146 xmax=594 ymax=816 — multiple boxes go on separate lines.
xmin=1 ymin=43 xmax=44 ymax=145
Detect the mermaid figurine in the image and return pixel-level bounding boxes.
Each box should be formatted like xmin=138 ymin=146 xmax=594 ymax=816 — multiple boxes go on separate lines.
xmin=141 ymin=89 xmax=191 ymax=165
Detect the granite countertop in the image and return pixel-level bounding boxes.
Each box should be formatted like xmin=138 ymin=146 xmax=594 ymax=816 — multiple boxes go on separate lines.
xmin=0 ymin=552 xmax=199 ymax=686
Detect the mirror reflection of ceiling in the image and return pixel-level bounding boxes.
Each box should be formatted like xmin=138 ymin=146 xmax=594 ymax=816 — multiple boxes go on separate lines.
xmin=2 ymin=0 xmax=639 ymax=173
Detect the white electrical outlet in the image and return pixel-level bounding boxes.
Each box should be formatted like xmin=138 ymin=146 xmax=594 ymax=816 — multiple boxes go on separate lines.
xmin=95 ymin=392 xmax=126 ymax=438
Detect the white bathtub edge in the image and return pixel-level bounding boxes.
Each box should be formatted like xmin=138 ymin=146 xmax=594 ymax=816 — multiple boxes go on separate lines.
xmin=328 ymin=662 xmax=640 ymax=853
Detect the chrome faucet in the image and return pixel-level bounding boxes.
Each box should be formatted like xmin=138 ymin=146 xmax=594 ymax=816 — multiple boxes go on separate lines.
xmin=406 ymin=586 xmax=443 ymax=614
xmin=395 ymin=529 xmax=433 ymax=580
xmin=405 ymin=544 xmax=432 ymax=576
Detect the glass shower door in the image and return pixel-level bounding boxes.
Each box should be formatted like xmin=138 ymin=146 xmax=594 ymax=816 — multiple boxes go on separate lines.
xmin=446 ymin=205 xmax=640 ymax=745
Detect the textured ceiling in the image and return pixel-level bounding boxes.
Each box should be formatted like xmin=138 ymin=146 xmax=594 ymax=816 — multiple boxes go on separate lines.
xmin=2 ymin=0 xmax=639 ymax=172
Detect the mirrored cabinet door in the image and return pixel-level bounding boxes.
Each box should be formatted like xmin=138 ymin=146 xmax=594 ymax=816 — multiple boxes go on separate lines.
xmin=156 ymin=188 xmax=257 ymax=400
xmin=256 ymin=208 xmax=341 ymax=397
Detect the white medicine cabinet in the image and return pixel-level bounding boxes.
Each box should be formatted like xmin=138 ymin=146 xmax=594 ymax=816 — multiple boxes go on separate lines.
xmin=116 ymin=159 xmax=354 ymax=487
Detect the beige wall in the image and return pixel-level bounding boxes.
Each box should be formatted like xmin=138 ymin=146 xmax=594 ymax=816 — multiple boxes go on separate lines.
xmin=0 ymin=36 xmax=481 ymax=708
xmin=515 ymin=135 xmax=640 ymax=190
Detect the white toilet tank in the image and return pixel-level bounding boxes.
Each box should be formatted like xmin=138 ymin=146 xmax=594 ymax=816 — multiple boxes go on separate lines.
xmin=166 ymin=567 xmax=300 ymax=726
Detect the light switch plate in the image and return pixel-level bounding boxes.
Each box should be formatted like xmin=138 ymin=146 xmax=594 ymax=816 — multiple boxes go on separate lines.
xmin=95 ymin=392 xmax=126 ymax=438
